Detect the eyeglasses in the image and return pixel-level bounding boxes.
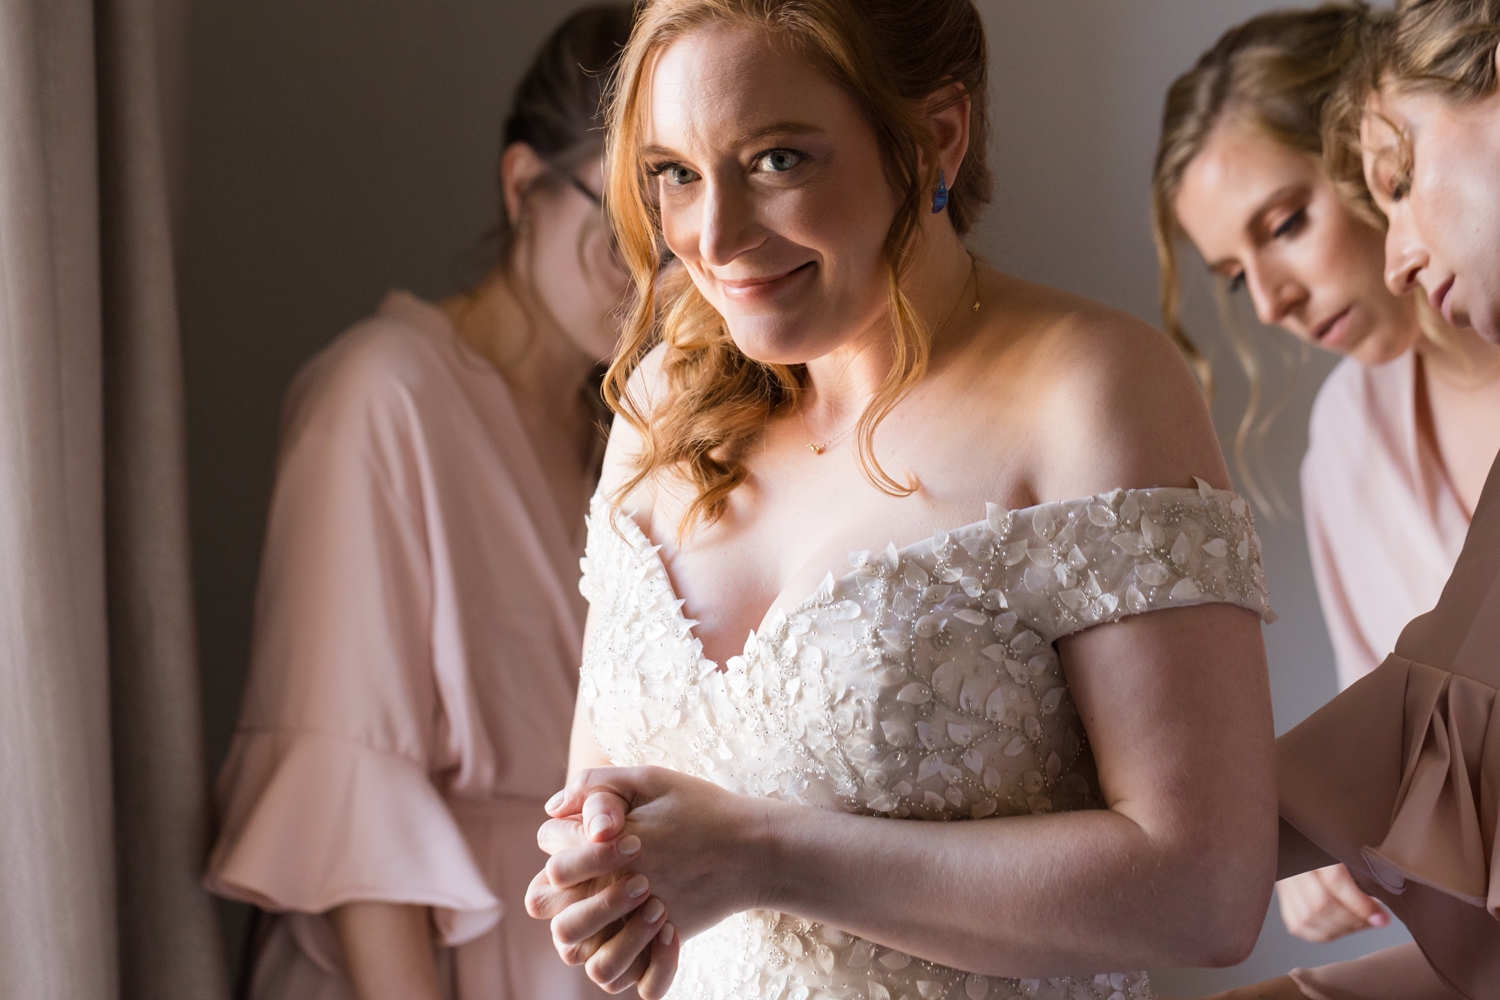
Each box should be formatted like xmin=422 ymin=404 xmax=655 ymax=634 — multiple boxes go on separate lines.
xmin=563 ymin=173 xmax=604 ymax=207
xmin=554 ymin=168 xmax=676 ymax=273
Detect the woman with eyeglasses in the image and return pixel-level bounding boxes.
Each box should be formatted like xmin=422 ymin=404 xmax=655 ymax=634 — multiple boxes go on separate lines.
xmin=202 ymin=7 xmax=632 ymax=1000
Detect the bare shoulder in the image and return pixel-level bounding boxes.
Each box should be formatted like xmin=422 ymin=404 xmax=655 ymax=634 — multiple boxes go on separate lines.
xmin=967 ymin=274 xmax=1229 ymax=503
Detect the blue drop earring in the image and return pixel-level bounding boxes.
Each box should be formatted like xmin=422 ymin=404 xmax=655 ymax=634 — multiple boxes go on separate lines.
xmin=932 ymin=168 xmax=949 ymax=214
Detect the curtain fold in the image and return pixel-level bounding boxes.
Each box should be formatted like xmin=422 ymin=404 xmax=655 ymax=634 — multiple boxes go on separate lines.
xmin=0 ymin=0 xmax=229 ymax=996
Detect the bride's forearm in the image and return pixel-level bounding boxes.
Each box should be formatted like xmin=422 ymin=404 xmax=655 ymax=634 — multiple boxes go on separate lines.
xmin=752 ymin=800 xmax=1263 ymax=977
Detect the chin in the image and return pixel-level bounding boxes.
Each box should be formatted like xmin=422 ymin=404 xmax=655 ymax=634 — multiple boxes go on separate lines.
xmin=723 ymin=314 xmax=836 ymax=366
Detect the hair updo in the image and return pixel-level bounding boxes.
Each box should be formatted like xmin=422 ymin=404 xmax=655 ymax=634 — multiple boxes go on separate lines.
xmin=491 ymin=4 xmax=634 ymax=273
xmin=600 ymin=0 xmax=992 ymax=532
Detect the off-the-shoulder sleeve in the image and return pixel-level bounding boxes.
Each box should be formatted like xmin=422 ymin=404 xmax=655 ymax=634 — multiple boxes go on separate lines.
xmin=988 ymin=480 xmax=1275 ymax=643
xmin=205 ymin=336 xmax=500 ymax=945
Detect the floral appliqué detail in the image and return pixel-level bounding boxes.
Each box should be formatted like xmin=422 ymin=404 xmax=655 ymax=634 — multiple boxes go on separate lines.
xmin=579 ymin=482 xmax=1272 ymax=1000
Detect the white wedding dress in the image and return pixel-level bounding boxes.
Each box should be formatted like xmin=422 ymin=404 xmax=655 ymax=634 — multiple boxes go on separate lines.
xmin=579 ymin=482 xmax=1273 ymax=1000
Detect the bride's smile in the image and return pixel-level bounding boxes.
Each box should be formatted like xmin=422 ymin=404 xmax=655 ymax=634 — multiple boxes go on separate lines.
xmin=527 ymin=3 xmax=1279 ymax=997
xmin=644 ymin=22 xmax=902 ymax=365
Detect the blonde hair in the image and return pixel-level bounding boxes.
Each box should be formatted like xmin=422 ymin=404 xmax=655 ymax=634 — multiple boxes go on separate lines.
xmin=600 ymin=0 xmax=990 ymax=532
xmin=1151 ymin=3 xmax=1384 ymax=513
xmin=1325 ymin=0 xmax=1500 ymax=199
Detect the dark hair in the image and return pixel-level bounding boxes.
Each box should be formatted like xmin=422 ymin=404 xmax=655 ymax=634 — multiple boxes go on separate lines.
xmin=494 ymin=4 xmax=635 ymax=270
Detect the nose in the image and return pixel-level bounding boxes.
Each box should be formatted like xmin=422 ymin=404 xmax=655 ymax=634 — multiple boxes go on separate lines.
xmin=1383 ymin=212 xmax=1428 ymax=297
xmin=697 ymin=179 xmax=761 ymax=267
xmin=1244 ymin=263 xmax=1305 ymax=329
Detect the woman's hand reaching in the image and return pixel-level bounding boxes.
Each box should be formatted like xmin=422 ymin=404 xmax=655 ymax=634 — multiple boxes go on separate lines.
xmin=1276 ymin=864 xmax=1389 ymax=943
xmin=527 ymin=767 xmax=773 ymax=997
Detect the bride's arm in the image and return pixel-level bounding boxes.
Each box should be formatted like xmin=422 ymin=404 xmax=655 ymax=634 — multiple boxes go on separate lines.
xmin=536 ymin=311 xmax=1277 ymax=982
xmin=543 ymin=599 xmax=1274 ymax=978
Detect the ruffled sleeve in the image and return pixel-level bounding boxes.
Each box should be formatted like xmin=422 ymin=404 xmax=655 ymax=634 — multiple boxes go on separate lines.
xmin=206 ymin=731 xmax=500 ymax=944
xmin=204 ymin=327 xmax=501 ymax=945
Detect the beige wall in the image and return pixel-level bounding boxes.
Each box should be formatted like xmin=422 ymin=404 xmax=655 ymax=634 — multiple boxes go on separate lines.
xmin=181 ymin=0 xmax=1409 ymax=988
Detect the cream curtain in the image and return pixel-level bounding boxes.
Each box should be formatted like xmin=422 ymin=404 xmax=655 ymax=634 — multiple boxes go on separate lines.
xmin=0 ymin=0 xmax=229 ymax=997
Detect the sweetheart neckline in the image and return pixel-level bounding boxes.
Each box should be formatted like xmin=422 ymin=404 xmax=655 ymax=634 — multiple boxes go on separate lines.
xmin=602 ymin=482 xmax=1227 ymax=671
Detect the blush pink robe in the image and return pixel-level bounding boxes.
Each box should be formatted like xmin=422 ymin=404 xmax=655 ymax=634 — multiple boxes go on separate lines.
xmin=205 ymin=292 xmax=603 ymax=1000
xmin=1301 ymin=353 xmax=1471 ymax=689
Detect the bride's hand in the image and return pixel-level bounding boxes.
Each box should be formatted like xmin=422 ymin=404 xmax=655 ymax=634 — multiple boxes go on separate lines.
xmin=526 ymin=789 xmax=680 ymax=995
xmin=534 ymin=766 xmax=773 ymax=993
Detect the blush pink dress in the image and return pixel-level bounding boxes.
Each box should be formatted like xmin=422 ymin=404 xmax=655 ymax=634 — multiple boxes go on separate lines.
xmin=204 ymin=292 xmax=604 ymax=1000
xmin=1278 ymin=450 xmax=1500 ymax=1000
xmin=1301 ymin=353 xmax=1471 ymax=689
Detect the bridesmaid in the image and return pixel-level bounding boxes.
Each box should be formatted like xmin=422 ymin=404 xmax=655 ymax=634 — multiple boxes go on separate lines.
xmin=1153 ymin=2 xmax=1500 ymax=946
xmin=1218 ymin=1 xmax=1500 ymax=997
xmin=203 ymin=7 xmax=632 ymax=1000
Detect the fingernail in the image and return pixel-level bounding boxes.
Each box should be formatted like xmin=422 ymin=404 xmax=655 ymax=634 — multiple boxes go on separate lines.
xmin=588 ymin=815 xmax=612 ymax=837
xmin=618 ymin=835 xmax=641 ymax=856
xmin=643 ymin=898 xmax=665 ymax=923
xmin=661 ymin=922 xmax=675 ymax=946
xmin=626 ymin=875 xmax=650 ymax=898
xmin=546 ymin=791 xmax=565 ymax=812
xmin=1369 ymin=913 xmax=1388 ymax=927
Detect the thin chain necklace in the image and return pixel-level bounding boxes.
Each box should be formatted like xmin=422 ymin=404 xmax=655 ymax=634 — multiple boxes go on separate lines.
xmin=799 ymin=255 xmax=981 ymax=455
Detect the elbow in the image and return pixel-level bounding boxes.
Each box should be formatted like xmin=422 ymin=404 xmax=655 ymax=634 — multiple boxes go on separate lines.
xmin=1193 ymin=907 xmax=1262 ymax=968
xmin=1164 ymin=879 xmax=1267 ymax=968
xmin=1159 ymin=831 xmax=1276 ymax=968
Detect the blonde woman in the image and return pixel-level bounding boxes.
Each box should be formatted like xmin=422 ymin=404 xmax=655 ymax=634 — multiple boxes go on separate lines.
xmin=1153 ymin=2 xmax=1500 ymax=948
xmin=525 ymin=2 xmax=1280 ymax=998
xmin=203 ymin=8 xmax=632 ymax=999
xmin=1208 ymin=2 xmax=1500 ymax=996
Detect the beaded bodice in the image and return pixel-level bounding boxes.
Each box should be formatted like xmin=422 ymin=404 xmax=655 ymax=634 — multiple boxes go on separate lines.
xmin=578 ymin=482 xmax=1272 ymax=1000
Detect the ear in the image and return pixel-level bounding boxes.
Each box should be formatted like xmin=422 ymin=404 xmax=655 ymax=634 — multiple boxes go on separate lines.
xmin=500 ymin=142 xmax=550 ymax=225
xmin=926 ymin=82 xmax=972 ymax=188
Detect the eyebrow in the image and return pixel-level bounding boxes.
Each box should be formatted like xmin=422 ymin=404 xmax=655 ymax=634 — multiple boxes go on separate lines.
xmin=1202 ymin=182 xmax=1309 ymax=272
xmin=641 ymin=119 xmax=825 ymax=161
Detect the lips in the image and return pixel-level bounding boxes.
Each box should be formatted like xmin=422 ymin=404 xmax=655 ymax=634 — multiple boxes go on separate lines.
xmin=718 ymin=261 xmax=814 ymax=292
xmin=1311 ymin=306 xmax=1351 ymax=343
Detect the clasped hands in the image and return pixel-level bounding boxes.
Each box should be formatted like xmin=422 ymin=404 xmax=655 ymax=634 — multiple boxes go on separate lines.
xmin=526 ymin=766 xmax=771 ymax=998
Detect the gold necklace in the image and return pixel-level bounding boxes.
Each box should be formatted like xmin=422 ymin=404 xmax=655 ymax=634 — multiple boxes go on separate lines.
xmin=799 ymin=255 xmax=981 ymax=455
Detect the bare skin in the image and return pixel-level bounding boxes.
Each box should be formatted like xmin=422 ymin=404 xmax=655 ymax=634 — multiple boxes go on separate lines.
xmin=1365 ymin=51 xmax=1500 ymax=347
xmin=525 ymin=24 xmax=1277 ymax=998
xmin=1176 ymin=122 xmax=1500 ymax=942
xmin=327 ymin=148 xmax=628 ymax=1000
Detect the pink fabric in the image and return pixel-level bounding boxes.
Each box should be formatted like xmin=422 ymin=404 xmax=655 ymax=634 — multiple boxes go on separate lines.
xmin=1301 ymin=353 xmax=1470 ymax=688
xmin=1289 ymin=944 xmax=1463 ymax=1000
xmin=1278 ymin=451 xmax=1500 ymax=999
xmin=205 ymin=292 xmax=603 ymax=999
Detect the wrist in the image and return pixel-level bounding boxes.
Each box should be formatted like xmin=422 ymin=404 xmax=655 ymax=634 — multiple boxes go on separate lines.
xmin=732 ymin=795 xmax=796 ymax=912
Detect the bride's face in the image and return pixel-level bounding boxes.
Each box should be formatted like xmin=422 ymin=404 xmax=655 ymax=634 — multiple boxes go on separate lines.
xmin=1173 ymin=122 xmax=1417 ymax=365
xmin=643 ymin=25 xmax=898 ymax=364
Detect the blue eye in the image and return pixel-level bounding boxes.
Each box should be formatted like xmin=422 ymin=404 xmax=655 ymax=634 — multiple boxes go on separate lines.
xmin=650 ymin=163 xmax=699 ymax=186
xmin=757 ymin=149 xmax=804 ymax=172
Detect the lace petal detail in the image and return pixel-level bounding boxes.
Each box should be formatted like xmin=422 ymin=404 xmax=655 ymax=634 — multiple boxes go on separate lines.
xmin=579 ymin=487 xmax=1270 ymax=1000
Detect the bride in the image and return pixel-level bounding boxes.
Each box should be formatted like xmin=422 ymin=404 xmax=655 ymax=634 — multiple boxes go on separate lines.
xmin=526 ymin=1 xmax=1278 ymax=997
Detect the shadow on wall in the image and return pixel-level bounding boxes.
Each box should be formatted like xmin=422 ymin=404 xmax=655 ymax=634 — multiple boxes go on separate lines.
xmin=181 ymin=0 xmax=1411 ymax=989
